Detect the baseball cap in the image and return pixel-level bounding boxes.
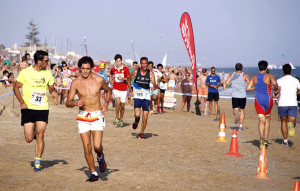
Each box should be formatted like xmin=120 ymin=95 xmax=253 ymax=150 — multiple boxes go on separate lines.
xmin=99 ymin=62 xmax=105 ymax=68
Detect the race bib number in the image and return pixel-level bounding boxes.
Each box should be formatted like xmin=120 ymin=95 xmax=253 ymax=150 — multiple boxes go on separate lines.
xmin=134 ymin=88 xmax=150 ymax=100
xmin=159 ymin=82 xmax=166 ymax=90
xmin=30 ymin=91 xmax=46 ymax=106
xmin=115 ymin=74 xmax=124 ymax=83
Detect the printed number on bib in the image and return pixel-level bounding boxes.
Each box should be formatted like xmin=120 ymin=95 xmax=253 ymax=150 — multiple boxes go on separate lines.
xmin=30 ymin=91 xmax=46 ymax=106
xmin=134 ymin=89 xmax=149 ymax=99
xmin=115 ymin=74 xmax=124 ymax=82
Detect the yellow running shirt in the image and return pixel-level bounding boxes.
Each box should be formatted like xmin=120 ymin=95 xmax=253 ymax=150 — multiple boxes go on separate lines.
xmin=16 ymin=66 xmax=54 ymax=110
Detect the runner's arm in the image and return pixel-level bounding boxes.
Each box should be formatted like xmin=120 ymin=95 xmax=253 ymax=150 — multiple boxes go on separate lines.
xmin=13 ymin=81 xmax=27 ymax=109
xmin=162 ymin=73 xmax=168 ymax=82
xmin=157 ymin=77 xmax=162 ymax=85
xmin=127 ymin=69 xmax=137 ymax=93
xmin=101 ymin=79 xmax=112 ymax=114
xmin=224 ymin=73 xmax=232 ymax=86
xmin=244 ymin=73 xmax=250 ymax=84
xmin=150 ymin=71 xmax=156 ymax=90
xmin=270 ymin=74 xmax=278 ymax=91
xmin=65 ymin=81 xmax=80 ymax=108
xmin=48 ymin=84 xmax=58 ymax=99
xmin=246 ymin=75 xmax=256 ymax=91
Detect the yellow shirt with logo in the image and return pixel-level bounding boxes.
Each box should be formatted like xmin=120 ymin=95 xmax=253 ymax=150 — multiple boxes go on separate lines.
xmin=17 ymin=66 xmax=54 ymax=110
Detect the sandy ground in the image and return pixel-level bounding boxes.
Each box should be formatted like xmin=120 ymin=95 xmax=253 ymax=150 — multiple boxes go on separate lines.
xmin=0 ymin=87 xmax=299 ymax=191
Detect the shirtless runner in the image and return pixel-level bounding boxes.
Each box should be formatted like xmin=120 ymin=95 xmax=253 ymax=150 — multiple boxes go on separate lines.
xmin=168 ymin=70 xmax=178 ymax=91
xmin=66 ymin=56 xmax=112 ymax=182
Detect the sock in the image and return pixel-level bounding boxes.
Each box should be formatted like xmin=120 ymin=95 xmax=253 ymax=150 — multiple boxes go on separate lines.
xmin=35 ymin=157 xmax=41 ymax=164
xmin=92 ymin=171 xmax=98 ymax=176
xmin=135 ymin=117 xmax=140 ymax=123
xmin=284 ymin=139 xmax=288 ymax=143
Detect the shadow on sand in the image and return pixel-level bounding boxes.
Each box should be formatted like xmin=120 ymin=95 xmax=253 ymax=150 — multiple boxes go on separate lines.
xmin=77 ymin=166 xmax=119 ymax=181
xmin=131 ymin=132 xmax=159 ymax=139
xmin=272 ymin=138 xmax=294 ymax=146
xmin=229 ymin=126 xmax=249 ymax=130
xmin=31 ymin=159 xmax=68 ymax=170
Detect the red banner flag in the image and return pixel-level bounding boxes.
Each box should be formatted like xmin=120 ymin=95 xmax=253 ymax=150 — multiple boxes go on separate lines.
xmin=180 ymin=12 xmax=197 ymax=92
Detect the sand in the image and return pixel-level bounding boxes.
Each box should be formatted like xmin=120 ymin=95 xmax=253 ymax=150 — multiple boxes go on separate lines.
xmin=0 ymin=87 xmax=299 ymax=191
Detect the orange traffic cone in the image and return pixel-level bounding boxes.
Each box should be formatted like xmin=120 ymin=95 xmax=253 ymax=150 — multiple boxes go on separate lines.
xmin=218 ymin=112 xmax=226 ymax=129
xmin=294 ymin=180 xmax=300 ymax=191
xmin=217 ymin=116 xmax=227 ymax=142
xmin=254 ymin=145 xmax=271 ymax=180
xmin=214 ymin=106 xmax=220 ymax=121
xmin=225 ymin=129 xmax=243 ymax=157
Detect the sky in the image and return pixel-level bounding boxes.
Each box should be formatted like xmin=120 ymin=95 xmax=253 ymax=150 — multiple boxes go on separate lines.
xmin=1 ymin=0 xmax=300 ymax=67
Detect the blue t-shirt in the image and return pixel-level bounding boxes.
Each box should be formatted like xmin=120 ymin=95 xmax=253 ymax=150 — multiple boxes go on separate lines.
xmin=98 ymin=70 xmax=109 ymax=84
xmin=206 ymin=74 xmax=221 ymax=93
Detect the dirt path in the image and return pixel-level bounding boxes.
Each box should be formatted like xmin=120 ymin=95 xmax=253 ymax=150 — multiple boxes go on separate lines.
xmin=0 ymin=88 xmax=299 ymax=190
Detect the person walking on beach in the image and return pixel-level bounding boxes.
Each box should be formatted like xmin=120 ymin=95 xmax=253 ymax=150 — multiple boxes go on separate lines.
xmin=148 ymin=61 xmax=162 ymax=114
xmin=98 ymin=62 xmax=110 ymax=106
xmin=13 ymin=50 xmax=58 ymax=172
xmin=66 ymin=56 xmax=112 ymax=182
xmin=247 ymin=60 xmax=278 ymax=148
xmin=276 ymin=64 xmax=300 ymax=146
xmin=157 ymin=63 xmax=168 ymax=113
xmin=128 ymin=57 xmax=156 ymax=139
xmin=129 ymin=61 xmax=139 ymax=106
xmin=181 ymin=72 xmax=195 ymax=112
xmin=110 ymin=54 xmax=130 ymax=127
xmin=197 ymin=68 xmax=208 ymax=114
xmin=205 ymin=67 xmax=221 ymax=115
xmin=224 ymin=63 xmax=250 ymax=130
xmin=168 ymin=70 xmax=177 ymax=91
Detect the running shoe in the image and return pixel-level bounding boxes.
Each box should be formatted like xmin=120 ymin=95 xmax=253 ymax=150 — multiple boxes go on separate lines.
xmin=234 ymin=114 xmax=239 ymax=124
xmin=97 ymin=154 xmax=107 ymax=173
xmin=113 ymin=118 xmax=119 ymax=125
xmin=149 ymin=110 xmax=154 ymax=115
xmin=259 ymin=137 xmax=265 ymax=149
xmin=282 ymin=140 xmax=291 ymax=147
xmin=86 ymin=174 xmax=99 ymax=182
xmin=238 ymin=124 xmax=244 ymax=131
xmin=288 ymin=122 xmax=295 ymax=137
xmin=264 ymin=139 xmax=269 ymax=147
xmin=139 ymin=133 xmax=145 ymax=139
xmin=119 ymin=121 xmax=124 ymax=127
xmin=132 ymin=122 xmax=138 ymax=130
xmin=157 ymin=106 xmax=160 ymax=113
xmin=161 ymin=108 xmax=164 ymax=113
xmin=34 ymin=163 xmax=42 ymax=172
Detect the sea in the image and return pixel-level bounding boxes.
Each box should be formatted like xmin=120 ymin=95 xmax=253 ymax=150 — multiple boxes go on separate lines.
xmin=215 ymin=67 xmax=300 ymax=102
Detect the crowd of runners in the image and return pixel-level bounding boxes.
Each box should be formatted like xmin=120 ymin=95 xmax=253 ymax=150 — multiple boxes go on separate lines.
xmin=1 ymin=50 xmax=298 ymax=182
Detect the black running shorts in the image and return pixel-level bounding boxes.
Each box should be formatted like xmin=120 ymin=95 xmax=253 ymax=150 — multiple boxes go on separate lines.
xmin=159 ymin=88 xmax=166 ymax=94
xmin=232 ymin=97 xmax=247 ymax=109
xmin=207 ymin=92 xmax=219 ymax=101
xmin=21 ymin=109 xmax=49 ymax=126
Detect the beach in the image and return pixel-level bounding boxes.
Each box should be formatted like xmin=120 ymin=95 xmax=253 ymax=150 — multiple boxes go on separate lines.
xmin=0 ymin=87 xmax=299 ymax=191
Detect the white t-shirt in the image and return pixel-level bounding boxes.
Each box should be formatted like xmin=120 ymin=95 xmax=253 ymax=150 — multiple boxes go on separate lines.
xmin=277 ymin=75 xmax=300 ymax=106
xmin=150 ymin=69 xmax=162 ymax=88
xmin=2 ymin=76 xmax=9 ymax=85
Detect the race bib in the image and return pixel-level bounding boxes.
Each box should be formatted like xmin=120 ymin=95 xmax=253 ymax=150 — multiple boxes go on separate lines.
xmin=134 ymin=88 xmax=150 ymax=100
xmin=30 ymin=91 xmax=46 ymax=106
xmin=159 ymin=82 xmax=166 ymax=90
xmin=115 ymin=74 xmax=124 ymax=83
